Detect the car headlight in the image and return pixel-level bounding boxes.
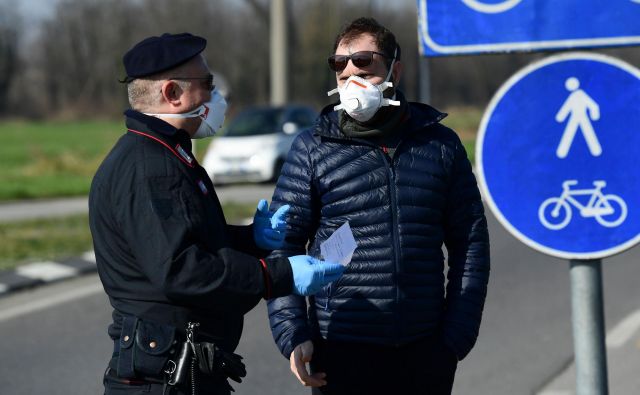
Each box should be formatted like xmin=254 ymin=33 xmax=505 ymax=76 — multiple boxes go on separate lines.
xmin=249 ymin=153 xmax=264 ymax=166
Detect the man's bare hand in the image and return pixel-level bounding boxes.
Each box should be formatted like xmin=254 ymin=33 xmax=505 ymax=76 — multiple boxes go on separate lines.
xmin=289 ymin=340 xmax=326 ymax=387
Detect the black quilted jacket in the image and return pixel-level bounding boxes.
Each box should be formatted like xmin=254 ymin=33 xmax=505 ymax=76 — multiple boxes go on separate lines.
xmin=267 ymin=101 xmax=490 ymax=360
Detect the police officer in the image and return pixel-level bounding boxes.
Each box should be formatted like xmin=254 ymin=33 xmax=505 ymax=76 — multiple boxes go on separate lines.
xmin=89 ymin=33 xmax=344 ymax=395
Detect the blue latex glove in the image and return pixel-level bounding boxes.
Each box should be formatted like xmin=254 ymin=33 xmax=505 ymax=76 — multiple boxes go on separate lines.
xmin=253 ymin=199 xmax=290 ymax=250
xmin=288 ymin=255 xmax=345 ymax=296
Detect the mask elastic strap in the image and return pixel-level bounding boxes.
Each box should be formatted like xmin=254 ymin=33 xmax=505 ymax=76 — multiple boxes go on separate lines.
xmin=144 ymin=106 xmax=204 ymax=119
xmin=383 ymin=46 xmax=398 ymax=83
xmin=377 ymin=81 xmax=400 ymax=107
xmin=382 ymin=98 xmax=401 ymax=107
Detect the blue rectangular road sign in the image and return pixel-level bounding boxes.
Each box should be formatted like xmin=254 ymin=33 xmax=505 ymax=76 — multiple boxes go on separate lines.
xmin=418 ymin=0 xmax=640 ymax=56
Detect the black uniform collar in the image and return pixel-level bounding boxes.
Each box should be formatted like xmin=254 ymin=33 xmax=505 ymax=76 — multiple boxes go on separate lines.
xmin=124 ymin=109 xmax=193 ymax=151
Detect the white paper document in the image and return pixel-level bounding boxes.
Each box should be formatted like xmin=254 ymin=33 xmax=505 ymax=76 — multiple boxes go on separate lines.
xmin=320 ymin=221 xmax=358 ymax=266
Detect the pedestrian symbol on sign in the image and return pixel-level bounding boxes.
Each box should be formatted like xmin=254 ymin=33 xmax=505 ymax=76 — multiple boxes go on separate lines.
xmin=555 ymin=77 xmax=602 ymax=159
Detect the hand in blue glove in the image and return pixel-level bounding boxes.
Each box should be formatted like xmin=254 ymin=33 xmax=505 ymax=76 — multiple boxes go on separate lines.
xmin=288 ymin=255 xmax=345 ymax=296
xmin=253 ymin=199 xmax=290 ymax=250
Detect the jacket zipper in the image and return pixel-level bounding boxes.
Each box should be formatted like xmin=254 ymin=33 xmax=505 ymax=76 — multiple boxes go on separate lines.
xmin=379 ymin=146 xmax=402 ymax=344
xmin=324 ymin=282 xmax=332 ymax=311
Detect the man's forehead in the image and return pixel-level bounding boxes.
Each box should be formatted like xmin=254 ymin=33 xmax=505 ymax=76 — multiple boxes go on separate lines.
xmin=337 ymin=34 xmax=377 ymax=53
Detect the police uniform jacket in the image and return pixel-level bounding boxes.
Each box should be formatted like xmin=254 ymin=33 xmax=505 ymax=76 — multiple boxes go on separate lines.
xmin=89 ymin=110 xmax=293 ymax=356
xmin=267 ymin=101 xmax=490 ymax=361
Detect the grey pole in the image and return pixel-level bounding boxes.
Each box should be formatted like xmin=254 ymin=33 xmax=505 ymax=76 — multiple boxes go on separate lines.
xmin=270 ymin=0 xmax=288 ymax=106
xmin=570 ymin=259 xmax=609 ymax=395
xmin=419 ymin=56 xmax=431 ymax=104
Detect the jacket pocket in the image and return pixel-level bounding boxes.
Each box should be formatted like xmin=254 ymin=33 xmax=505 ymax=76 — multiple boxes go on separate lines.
xmin=134 ymin=320 xmax=177 ymax=377
xmin=116 ymin=316 xmax=138 ymax=378
xmin=116 ymin=316 xmax=177 ymax=378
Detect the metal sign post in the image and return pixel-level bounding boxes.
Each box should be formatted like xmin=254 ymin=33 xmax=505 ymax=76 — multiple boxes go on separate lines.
xmin=570 ymin=259 xmax=608 ymax=395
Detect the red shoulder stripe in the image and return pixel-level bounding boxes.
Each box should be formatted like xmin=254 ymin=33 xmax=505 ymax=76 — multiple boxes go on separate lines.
xmin=127 ymin=128 xmax=195 ymax=168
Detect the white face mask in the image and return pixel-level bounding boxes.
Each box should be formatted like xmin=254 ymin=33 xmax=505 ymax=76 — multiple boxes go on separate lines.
xmin=144 ymin=90 xmax=228 ymax=139
xmin=327 ymin=49 xmax=400 ymax=122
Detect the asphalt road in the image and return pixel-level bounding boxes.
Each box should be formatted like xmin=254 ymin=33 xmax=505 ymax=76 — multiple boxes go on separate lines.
xmin=1 ymin=210 xmax=639 ymax=394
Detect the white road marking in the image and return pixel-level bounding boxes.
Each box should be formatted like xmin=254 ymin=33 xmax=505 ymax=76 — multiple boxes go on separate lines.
xmin=606 ymin=309 xmax=640 ymax=348
xmin=537 ymin=391 xmax=573 ymax=395
xmin=0 ymin=281 xmax=103 ymax=322
xmin=82 ymin=250 xmax=96 ymax=263
xmin=16 ymin=261 xmax=77 ymax=281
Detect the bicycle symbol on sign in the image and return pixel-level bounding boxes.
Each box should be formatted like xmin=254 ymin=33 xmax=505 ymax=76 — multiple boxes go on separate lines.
xmin=538 ymin=180 xmax=628 ymax=230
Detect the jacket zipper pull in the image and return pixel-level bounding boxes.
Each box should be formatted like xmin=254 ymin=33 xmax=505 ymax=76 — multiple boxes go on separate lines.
xmin=325 ymin=283 xmax=332 ymax=311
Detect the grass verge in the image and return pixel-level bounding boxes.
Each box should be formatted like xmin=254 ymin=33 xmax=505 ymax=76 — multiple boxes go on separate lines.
xmin=0 ymin=120 xmax=123 ymax=200
xmin=0 ymin=202 xmax=257 ymax=272
xmin=0 ymin=120 xmax=215 ymax=201
xmin=441 ymin=106 xmax=483 ymax=165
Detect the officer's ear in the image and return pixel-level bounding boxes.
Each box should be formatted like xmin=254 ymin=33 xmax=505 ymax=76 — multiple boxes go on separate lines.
xmin=160 ymin=80 xmax=183 ymax=107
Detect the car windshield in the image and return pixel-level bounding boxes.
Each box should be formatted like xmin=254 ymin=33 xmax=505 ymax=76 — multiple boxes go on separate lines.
xmin=224 ymin=108 xmax=286 ymax=137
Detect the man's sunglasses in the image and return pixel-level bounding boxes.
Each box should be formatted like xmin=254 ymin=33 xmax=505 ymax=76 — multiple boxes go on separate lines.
xmin=327 ymin=51 xmax=388 ymax=72
xmin=169 ymin=74 xmax=215 ymax=91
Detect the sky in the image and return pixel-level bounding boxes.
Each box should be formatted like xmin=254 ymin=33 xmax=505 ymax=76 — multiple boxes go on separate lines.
xmin=16 ymin=0 xmax=57 ymax=22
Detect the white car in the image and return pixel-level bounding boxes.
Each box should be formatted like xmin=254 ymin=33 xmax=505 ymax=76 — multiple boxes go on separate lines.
xmin=202 ymin=105 xmax=318 ymax=184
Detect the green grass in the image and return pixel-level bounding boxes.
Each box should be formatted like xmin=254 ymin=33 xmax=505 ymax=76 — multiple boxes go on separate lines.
xmin=0 ymin=202 xmax=258 ymax=271
xmin=0 ymin=120 xmax=217 ymax=201
xmin=463 ymin=140 xmax=476 ymax=166
xmin=0 ymin=214 xmax=93 ymax=271
xmin=440 ymin=107 xmax=482 ymax=166
xmin=0 ymin=120 xmax=123 ymax=200
xmin=441 ymin=107 xmax=484 ymax=136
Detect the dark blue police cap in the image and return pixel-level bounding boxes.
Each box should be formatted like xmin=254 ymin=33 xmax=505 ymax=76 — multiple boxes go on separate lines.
xmin=121 ymin=33 xmax=207 ymax=83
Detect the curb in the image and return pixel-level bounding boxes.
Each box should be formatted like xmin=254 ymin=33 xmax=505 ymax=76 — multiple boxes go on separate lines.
xmin=0 ymin=251 xmax=97 ymax=296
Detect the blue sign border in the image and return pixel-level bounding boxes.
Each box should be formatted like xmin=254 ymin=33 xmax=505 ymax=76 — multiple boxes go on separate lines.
xmin=418 ymin=0 xmax=640 ymax=56
xmin=476 ymin=52 xmax=640 ymax=260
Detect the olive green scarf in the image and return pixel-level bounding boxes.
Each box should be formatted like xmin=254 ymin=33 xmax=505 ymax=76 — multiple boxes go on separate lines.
xmin=339 ymin=91 xmax=409 ymax=155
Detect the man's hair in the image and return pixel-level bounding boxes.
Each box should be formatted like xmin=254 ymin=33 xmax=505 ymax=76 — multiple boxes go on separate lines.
xmin=333 ymin=17 xmax=401 ymax=65
xmin=127 ymin=63 xmax=193 ymax=112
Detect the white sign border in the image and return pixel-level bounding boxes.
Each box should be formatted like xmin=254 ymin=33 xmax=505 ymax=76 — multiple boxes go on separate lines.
xmin=419 ymin=0 xmax=640 ymax=55
xmin=476 ymin=52 xmax=640 ymax=260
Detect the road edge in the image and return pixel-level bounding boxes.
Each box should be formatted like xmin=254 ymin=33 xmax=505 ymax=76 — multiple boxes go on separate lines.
xmin=0 ymin=251 xmax=97 ymax=296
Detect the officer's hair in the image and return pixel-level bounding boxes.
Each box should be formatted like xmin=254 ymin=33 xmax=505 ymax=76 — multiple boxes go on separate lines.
xmin=127 ymin=65 xmax=193 ymax=112
xmin=333 ymin=17 xmax=401 ymax=66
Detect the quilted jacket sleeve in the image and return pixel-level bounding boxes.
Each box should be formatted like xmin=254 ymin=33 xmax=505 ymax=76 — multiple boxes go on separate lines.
xmin=442 ymin=134 xmax=491 ymax=360
xmin=267 ymin=132 xmax=319 ymax=358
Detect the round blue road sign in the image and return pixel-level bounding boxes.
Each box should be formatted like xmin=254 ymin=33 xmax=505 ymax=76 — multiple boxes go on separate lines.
xmin=477 ymin=52 xmax=640 ymax=259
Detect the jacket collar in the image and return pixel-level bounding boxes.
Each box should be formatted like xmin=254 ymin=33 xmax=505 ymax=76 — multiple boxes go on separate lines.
xmin=124 ymin=109 xmax=193 ymax=151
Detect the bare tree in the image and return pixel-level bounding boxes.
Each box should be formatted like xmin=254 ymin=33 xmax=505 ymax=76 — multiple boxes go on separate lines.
xmin=0 ymin=1 xmax=20 ymax=115
xmin=14 ymin=0 xmax=639 ymax=119
xmin=34 ymin=0 xmax=141 ymax=117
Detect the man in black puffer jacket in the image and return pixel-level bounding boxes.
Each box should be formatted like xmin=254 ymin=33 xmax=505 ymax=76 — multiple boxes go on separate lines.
xmin=266 ymin=18 xmax=490 ymax=395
